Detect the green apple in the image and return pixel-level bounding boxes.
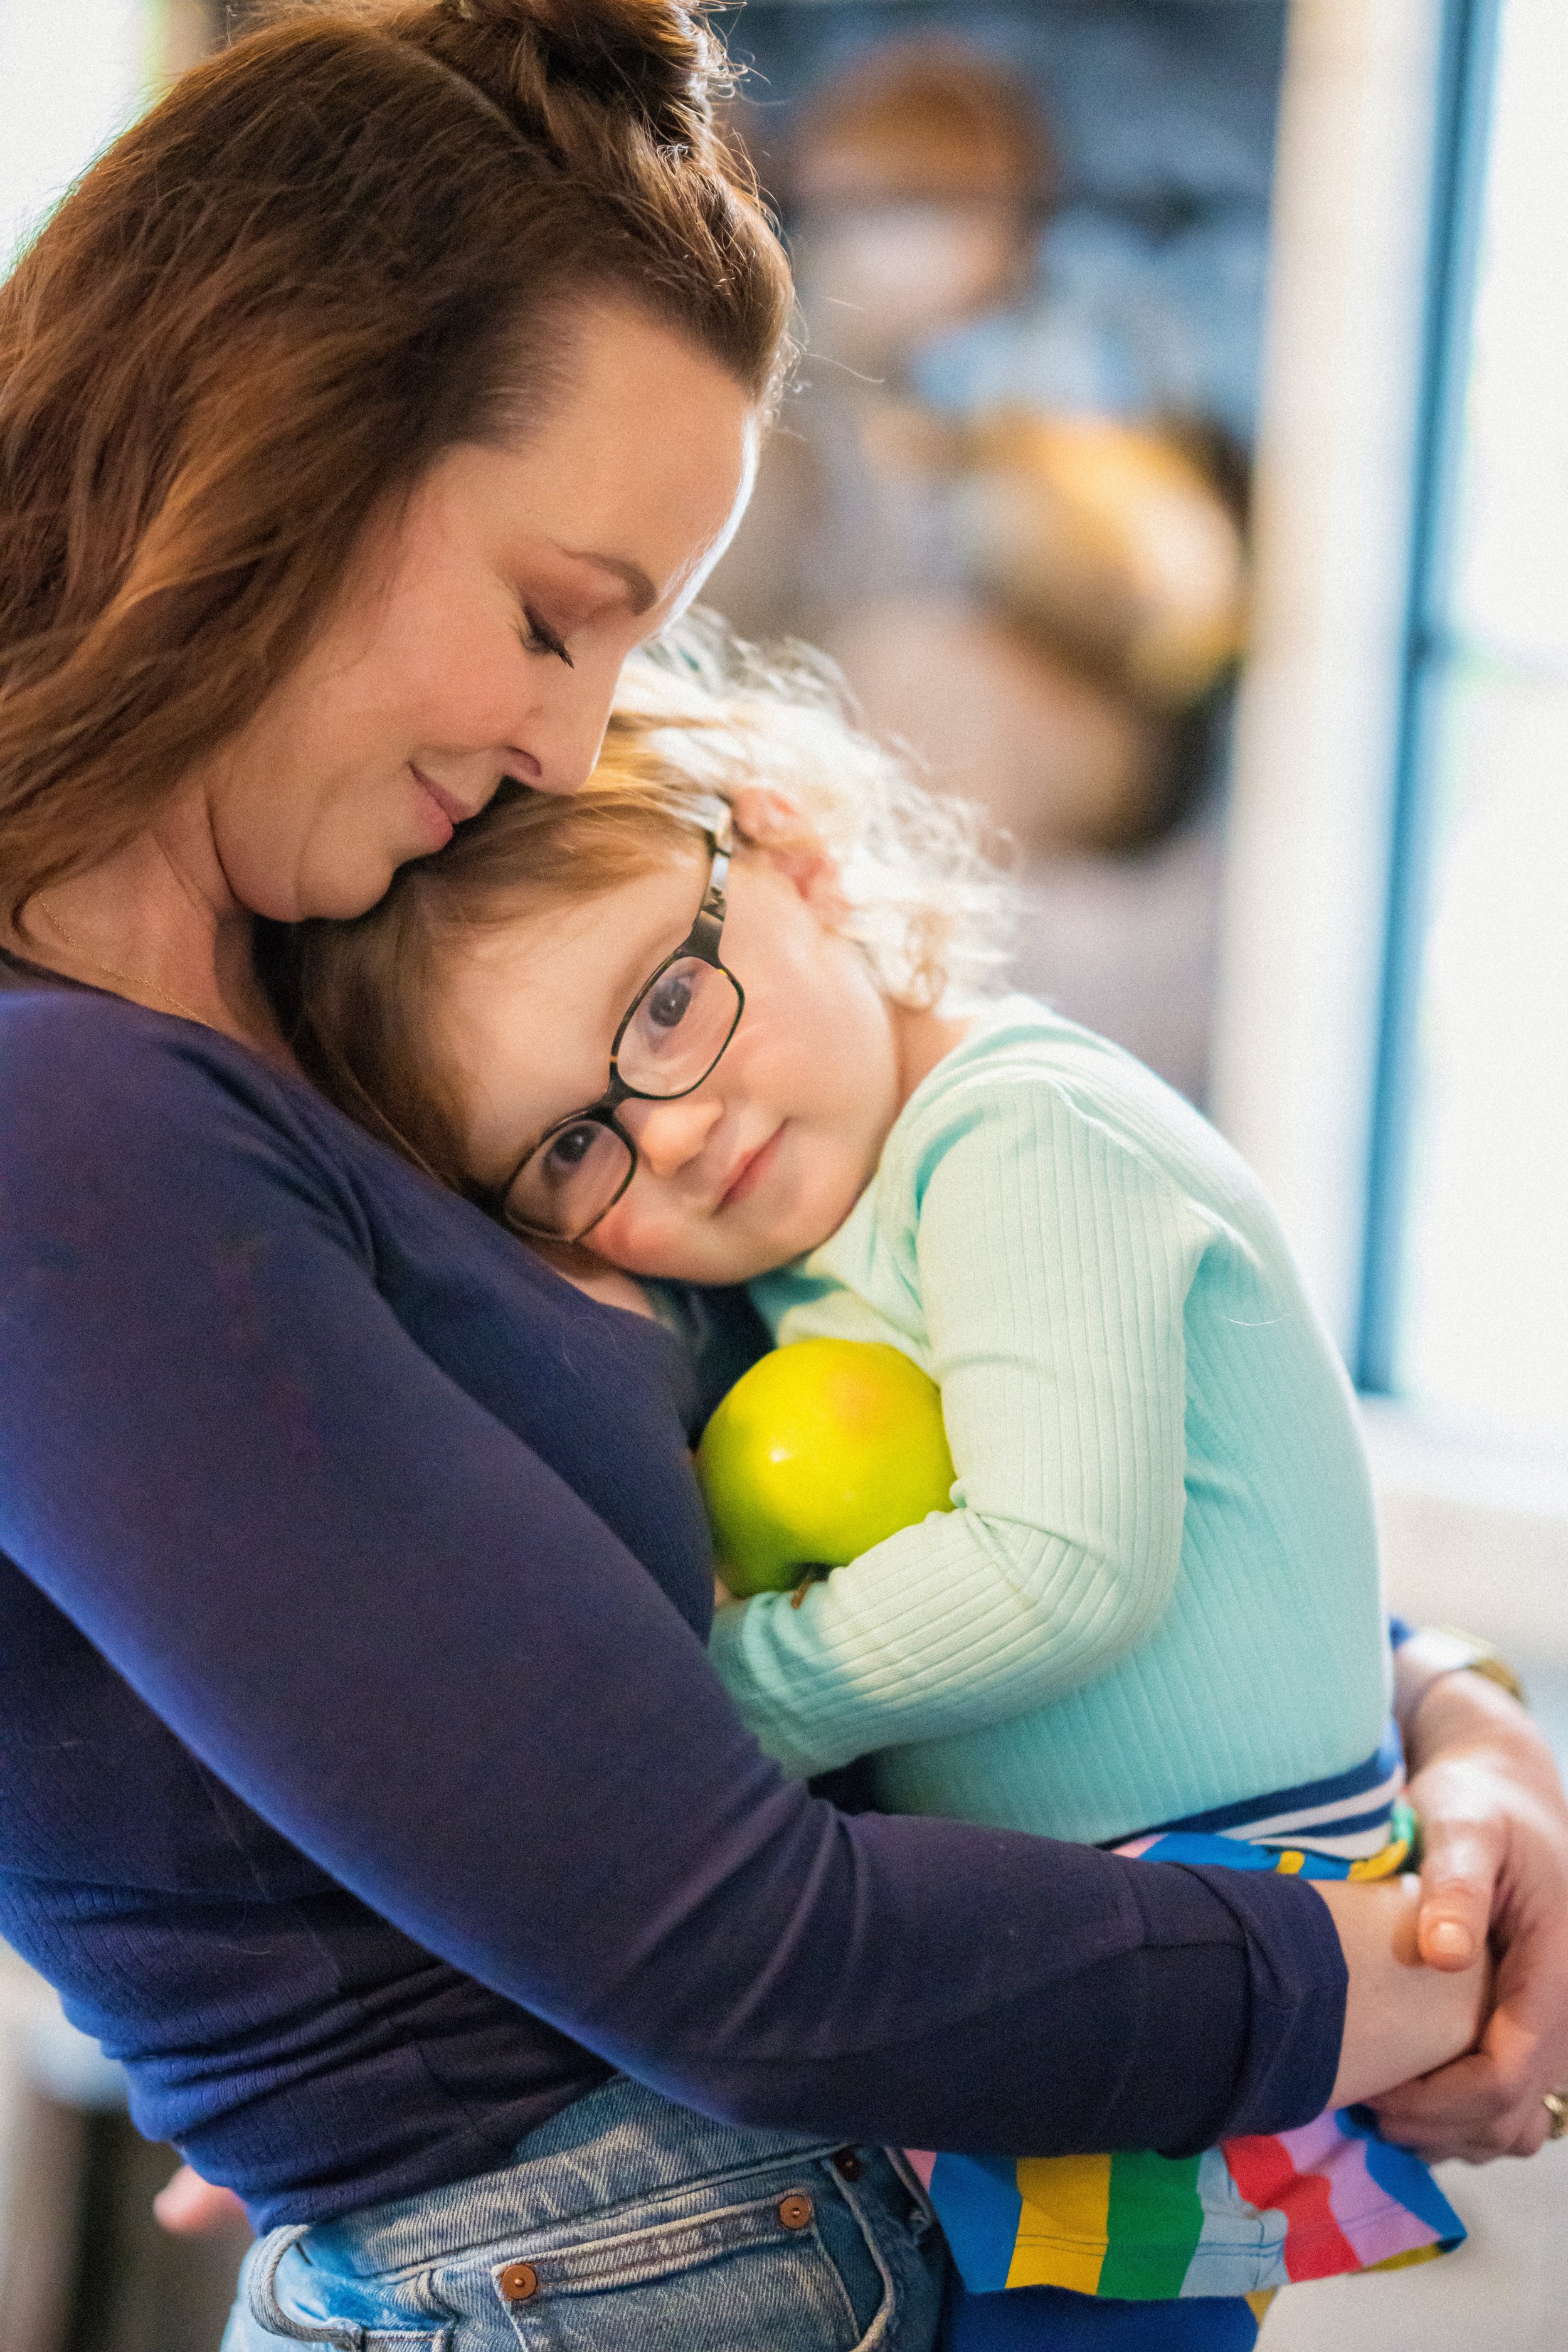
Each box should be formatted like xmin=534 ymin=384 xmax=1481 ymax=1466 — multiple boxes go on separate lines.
xmin=696 ymin=1337 xmax=956 ymax=1596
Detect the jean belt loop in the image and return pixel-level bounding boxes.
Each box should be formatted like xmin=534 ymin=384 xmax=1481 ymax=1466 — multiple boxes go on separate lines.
xmin=248 ymin=2225 xmax=364 ymax=2348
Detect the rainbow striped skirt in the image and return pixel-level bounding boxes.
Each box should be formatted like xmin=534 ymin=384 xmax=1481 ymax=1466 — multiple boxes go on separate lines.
xmin=913 ymin=1804 xmax=1464 ymax=2343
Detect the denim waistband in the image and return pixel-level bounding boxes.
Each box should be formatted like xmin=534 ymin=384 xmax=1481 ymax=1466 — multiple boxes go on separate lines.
xmin=300 ymin=2076 xmax=847 ymax=2278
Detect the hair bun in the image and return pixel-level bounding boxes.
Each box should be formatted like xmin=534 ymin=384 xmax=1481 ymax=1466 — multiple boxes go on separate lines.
xmin=410 ymin=0 xmax=731 ymax=165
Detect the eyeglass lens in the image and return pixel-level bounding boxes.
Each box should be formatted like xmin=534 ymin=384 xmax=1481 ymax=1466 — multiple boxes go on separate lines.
xmin=617 ymin=957 xmax=740 ymax=1094
xmin=504 ymin=957 xmax=742 ymax=1241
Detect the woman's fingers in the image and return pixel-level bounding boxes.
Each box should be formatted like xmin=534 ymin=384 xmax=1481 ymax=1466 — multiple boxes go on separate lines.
xmin=1372 ymin=1996 xmax=1554 ymax=2163
xmin=152 ymin=2163 xmax=249 ymax=2235
xmin=1414 ymin=1812 xmax=1500 ymax=1969
xmin=1383 ymin=1665 xmax=1568 ymax=2160
xmin=1317 ymin=1876 xmax=1490 ymax=2109
xmin=1380 ymin=1773 xmax=1568 ymax=2155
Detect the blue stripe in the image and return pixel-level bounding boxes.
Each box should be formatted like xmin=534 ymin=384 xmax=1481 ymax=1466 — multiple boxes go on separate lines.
xmin=1245 ymin=1800 xmax=1401 ymax=1846
xmin=942 ymin=2282 xmax=1264 ymax=2347
xmin=929 ymin=2153 xmax=1027 ymax=2294
xmin=1338 ymin=2109 xmax=1466 ymax=2248
xmin=1119 ymin=1722 xmax=1403 ymax=1843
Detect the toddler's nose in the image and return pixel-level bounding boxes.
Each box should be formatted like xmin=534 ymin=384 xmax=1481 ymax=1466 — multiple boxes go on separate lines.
xmin=625 ymin=1096 xmax=723 ymax=1180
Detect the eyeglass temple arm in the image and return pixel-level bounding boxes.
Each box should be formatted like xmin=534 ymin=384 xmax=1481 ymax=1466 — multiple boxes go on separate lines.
xmin=690 ymin=813 xmax=733 ymax=957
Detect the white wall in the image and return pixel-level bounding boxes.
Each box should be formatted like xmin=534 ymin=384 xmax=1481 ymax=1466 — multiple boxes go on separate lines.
xmin=1211 ymin=0 xmax=1446 ymax=1359
xmin=1 ymin=1 xmax=149 ymax=269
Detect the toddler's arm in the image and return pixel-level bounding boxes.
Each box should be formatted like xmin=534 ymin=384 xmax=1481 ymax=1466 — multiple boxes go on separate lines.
xmin=711 ymin=1080 xmax=1204 ymax=1777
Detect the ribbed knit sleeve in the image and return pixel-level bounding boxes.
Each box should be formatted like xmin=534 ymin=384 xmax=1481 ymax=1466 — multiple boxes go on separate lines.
xmin=709 ymin=1077 xmax=1215 ymax=1779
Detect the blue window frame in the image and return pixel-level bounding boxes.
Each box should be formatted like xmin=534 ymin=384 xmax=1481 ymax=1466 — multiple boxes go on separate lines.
xmin=1359 ymin=0 xmax=1568 ymax=1446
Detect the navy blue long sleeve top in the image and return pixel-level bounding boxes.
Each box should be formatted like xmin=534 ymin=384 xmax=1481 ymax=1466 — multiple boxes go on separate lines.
xmin=0 ymin=960 xmax=1347 ymax=2229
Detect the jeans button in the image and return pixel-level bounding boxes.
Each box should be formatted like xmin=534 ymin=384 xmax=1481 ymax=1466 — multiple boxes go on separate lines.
xmin=832 ymin=2149 xmax=864 ymax=2181
xmin=778 ymin=2192 xmax=814 ymax=2230
xmin=499 ymin=2262 xmax=539 ymax=2301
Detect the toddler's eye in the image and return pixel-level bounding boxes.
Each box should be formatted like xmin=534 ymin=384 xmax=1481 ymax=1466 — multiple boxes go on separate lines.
xmin=617 ymin=956 xmax=741 ymax=1096
xmin=545 ymin=1121 xmax=600 ymax=1175
xmin=646 ymin=970 xmax=694 ymax=1031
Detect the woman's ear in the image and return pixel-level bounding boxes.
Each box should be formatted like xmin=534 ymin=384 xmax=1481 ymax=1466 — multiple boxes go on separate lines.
xmin=728 ymin=784 xmax=843 ymax=913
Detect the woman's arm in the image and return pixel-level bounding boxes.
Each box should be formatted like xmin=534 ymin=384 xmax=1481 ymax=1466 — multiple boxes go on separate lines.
xmin=711 ymin=1085 xmax=1197 ymax=1776
xmin=0 ymin=1002 xmax=1344 ymax=2160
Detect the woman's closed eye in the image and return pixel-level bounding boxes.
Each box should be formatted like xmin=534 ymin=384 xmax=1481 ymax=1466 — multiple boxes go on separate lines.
xmin=520 ymin=607 xmax=574 ymax=667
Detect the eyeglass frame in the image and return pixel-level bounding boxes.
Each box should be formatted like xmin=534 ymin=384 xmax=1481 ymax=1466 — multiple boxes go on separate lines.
xmin=487 ymin=816 xmax=744 ymax=1244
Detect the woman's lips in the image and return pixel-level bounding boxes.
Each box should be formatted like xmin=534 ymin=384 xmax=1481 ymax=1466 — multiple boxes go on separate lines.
xmin=719 ymin=1125 xmax=785 ymax=1211
xmin=410 ymin=766 xmax=471 ymax=848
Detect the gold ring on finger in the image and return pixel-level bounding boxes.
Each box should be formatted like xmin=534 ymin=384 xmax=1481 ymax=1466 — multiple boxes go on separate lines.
xmin=1544 ymin=2090 xmax=1568 ymax=2140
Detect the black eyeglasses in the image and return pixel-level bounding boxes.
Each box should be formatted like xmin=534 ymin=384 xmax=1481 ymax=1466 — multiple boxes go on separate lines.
xmin=494 ymin=819 xmax=744 ymax=1244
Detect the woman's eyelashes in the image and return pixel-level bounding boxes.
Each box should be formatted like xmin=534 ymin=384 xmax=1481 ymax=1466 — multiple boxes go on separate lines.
xmin=519 ymin=607 xmax=574 ymax=667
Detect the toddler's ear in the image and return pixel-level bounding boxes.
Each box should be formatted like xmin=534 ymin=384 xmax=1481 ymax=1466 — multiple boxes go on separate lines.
xmin=729 ymin=785 xmax=842 ymax=911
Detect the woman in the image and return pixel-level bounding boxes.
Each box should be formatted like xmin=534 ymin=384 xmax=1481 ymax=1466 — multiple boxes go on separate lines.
xmin=0 ymin=6 xmax=1563 ymax=2347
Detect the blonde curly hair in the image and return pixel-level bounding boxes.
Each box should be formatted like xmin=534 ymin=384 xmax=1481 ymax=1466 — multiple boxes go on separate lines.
xmin=605 ymin=615 xmax=1009 ymax=1005
xmin=276 ymin=613 xmax=1010 ymax=1189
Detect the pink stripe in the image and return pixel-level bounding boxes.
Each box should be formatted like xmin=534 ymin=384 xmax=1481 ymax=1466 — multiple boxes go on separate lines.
xmin=1276 ymin=2112 xmax=1350 ymax=2172
xmin=904 ymin=2149 xmax=937 ymax=2191
xmin=1323 ymin=2137 xmax=1443 ymax=2266
xmin=1279 ymin=2116 xmax=1441 ymax=2268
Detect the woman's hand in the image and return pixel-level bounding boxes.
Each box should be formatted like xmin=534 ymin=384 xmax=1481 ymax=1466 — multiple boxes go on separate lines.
xmin=153 ymin=2163 xmax=249 ymax=2236
xmin=1315 ymin=1873 xmax=1490 ymax=2108
xmin=1370 ymin=1663 xmax=1568 ymax=2161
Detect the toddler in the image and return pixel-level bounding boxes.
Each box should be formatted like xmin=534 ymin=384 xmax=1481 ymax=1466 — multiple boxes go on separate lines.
xmin=280 ymin=623 xmax=1478 ymax=2349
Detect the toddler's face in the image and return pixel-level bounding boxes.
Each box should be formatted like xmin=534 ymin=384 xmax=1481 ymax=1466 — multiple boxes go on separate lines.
xmin=435 ymin=837 xmax=905 ymax=1283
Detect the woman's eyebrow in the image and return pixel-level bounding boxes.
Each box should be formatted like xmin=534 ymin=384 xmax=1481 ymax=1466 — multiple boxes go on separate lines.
xmin=550 ymin=543 xmax=657 ymax=616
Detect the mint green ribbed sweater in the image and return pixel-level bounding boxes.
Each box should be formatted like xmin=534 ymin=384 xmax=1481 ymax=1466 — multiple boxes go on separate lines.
xmin=706 ymin=997 xmax=1391 ymax=1846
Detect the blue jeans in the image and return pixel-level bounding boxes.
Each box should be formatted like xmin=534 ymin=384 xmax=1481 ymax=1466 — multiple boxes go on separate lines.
xmin=223 ymin=2075 xmax=948 ymax=2351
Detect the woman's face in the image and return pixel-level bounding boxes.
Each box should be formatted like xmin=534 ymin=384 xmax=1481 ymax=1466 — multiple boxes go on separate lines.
xmin=438 ymin=838 xmax=905 ymax=1286
xmin=198 ymin=304 xmax=759 ymax=923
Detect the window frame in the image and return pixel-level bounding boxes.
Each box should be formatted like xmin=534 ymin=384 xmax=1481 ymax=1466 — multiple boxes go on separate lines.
xmin=1210 ymin=0 xmax=1568 ymax=1658
xmin=1357 ymin=0 xmax=1503 ymax=1396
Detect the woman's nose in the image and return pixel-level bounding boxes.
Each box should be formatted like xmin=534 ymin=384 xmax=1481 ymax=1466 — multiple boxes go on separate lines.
xmin=623 ymin=1095 xmax=723 ymax=1180
xmin=517 ymin=649 xmax=622 ymax=796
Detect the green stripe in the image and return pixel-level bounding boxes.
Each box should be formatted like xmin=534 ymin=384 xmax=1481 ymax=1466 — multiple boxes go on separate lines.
xmin=1097 ymin=2150 xmax=1206 ymax=2299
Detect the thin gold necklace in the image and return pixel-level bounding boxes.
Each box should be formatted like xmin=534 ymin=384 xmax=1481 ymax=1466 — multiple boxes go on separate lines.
xmin=37 ymin=912 xmax=213 ymax=1029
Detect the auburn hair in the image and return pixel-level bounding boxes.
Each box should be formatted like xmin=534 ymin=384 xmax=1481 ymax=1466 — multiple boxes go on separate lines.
xmin=0 ymin=0 xmax=792 ymax=924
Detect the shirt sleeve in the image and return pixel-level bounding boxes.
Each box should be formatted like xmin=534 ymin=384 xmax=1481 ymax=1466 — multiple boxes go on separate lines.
xmin=709 ymin=1079 xmax=1211 ymax=1777
xmin=0 ymin=1002 xmax=1344 ymax=2159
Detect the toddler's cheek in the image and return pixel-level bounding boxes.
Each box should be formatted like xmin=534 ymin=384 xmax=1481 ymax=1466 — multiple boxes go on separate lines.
xmin=590 ymin=1200 xmax=686 ymax=1279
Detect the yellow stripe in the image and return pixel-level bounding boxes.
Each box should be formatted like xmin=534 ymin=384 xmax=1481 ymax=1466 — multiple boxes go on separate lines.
xmin=1347 ymin=1832 xmax=1412 ymax=1882
xmin=1246 ymin=2288 xmax=1278 ymax=2321
xmin=1274 ymin=1850 xmax=1306 ymax=1874
xmin=1006 ymin=2154 xmax=1111 ymax=2293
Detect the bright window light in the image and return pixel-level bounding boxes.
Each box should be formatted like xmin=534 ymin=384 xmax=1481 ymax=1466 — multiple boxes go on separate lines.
xmin=1391 ymin=0 xmax=1568 ymax=1444
xmin=1 ymin=3 xmax=152 ymax=271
